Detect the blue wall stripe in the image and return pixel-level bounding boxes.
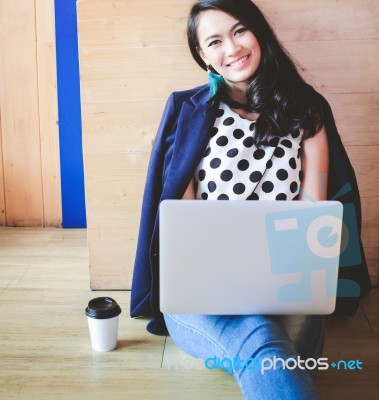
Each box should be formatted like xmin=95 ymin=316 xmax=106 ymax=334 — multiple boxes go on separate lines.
xmin=55 ymin=0 xmax=87 ymax=228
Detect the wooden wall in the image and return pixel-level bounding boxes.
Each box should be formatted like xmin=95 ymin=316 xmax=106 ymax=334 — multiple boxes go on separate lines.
xmin=77 ymin=0 xmax=379 ymax=289
xmin=0 ymin=0 xmax=61 ymax=227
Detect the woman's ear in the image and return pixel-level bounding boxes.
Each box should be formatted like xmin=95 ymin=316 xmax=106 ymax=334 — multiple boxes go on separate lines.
xmin=196 ymin=46 xmax=209 ymax=66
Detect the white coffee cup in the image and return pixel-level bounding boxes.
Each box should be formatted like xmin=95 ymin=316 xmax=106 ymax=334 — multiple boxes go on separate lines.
xmin=85 ymin=297 xmax=122 ymax=352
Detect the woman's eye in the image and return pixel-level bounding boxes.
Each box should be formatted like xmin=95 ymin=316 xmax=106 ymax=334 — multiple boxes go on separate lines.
xmin=208 ymin=40 xmax=221 ymax=47
xmin=235 ymin=27 xmax=247 ymax=36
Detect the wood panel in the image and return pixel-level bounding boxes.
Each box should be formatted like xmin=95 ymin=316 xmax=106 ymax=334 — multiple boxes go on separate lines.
xmin=36 ymin=0 xmax=62 ymax=227
xmin=77 ymin=0 xmax=379 ymax=289
xmin=0 ymin=0 xmax=62 ymax=227
xmin=260 ymin=0 xmax=379 ymax=42
xmin=364 ymin=247 xmax=379 ymax=284
xmin=285 ymin=40 xmax=379 ymax=95
xmin=361 ymin=197 xmax=379 ymax=247
xmin=345 ymin=146 xmax=379 ymax=199
xmin=0 ymin=0 xmax=44 ymax=226
xmin=325 ymin=93 xmax=379 ymax=147
xmin=0 ymin=107 xmax=5 ymax=225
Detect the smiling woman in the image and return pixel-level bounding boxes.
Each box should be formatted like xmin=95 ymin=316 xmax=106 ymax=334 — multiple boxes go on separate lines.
xmin=127 ymin=0 xmax=371 ymax=399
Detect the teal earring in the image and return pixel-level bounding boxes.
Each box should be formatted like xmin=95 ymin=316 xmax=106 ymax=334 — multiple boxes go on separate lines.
xmin=207 ymin=66 xmax=226 ymax=96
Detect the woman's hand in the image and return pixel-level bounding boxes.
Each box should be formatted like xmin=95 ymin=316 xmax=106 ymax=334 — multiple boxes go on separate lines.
xmin=299 ymin=126 xmax=329 ymax=201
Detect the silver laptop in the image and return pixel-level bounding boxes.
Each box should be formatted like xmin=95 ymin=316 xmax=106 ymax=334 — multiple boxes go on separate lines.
xmin=159 ymin=200 xmax=344 ymax=315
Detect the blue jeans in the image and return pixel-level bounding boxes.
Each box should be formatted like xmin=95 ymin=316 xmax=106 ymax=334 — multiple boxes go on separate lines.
xmin=164 ymin=314 xmax=324 ymax=400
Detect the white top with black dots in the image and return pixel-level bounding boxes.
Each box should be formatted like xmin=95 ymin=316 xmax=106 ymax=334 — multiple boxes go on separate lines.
xmin=195 ymin=102 xmax=304 ymax=201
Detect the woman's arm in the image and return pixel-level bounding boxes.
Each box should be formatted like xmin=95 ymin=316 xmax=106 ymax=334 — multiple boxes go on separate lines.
xmin=182 ymin=177 xmax=196 ymax=199
xmin=299 ymin=126 xmax=329 ymax=201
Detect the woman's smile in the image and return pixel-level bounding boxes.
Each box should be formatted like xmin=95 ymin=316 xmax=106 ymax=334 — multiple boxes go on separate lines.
xmin=226 ymin=54 xmax=250 ymax=68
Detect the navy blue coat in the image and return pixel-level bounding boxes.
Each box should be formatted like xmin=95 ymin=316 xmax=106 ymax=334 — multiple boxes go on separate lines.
xmin=130 ymin=84 xmax=372 ymax=334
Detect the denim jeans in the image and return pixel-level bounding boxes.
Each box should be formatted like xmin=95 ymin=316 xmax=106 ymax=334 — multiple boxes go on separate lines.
xmin=164 ymin=314 xmax=324 ymax=400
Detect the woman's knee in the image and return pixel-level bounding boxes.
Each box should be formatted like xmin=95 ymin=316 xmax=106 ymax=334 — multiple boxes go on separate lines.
xmin=164 ymin=314 xmax=296 ymax=361
xmin=163 ymin=314 xmax=229 ymax=359
xmin=237 ymin=316 xmax=296 ymax=360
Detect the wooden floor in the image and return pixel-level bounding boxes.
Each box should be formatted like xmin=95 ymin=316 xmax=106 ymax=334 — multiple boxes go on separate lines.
xmin=0 ymin=227 xmax=378 ymax=400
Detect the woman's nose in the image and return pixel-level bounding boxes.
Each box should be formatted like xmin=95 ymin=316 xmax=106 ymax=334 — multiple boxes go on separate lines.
xmin=225 ymin=39 xmax=241 ymax=56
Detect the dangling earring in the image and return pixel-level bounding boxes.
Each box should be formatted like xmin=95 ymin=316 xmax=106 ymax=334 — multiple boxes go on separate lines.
xmin=207 ymin=65 xmax=226 ymax=96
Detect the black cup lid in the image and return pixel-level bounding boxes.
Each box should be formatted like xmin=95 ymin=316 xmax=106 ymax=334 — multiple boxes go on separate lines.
xmin=85 ymin=297 xmax=122 ymax=319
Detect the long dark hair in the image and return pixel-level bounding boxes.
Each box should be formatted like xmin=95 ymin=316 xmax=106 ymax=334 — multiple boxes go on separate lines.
xmin=187 ymin=0 xmax=323 ymax=144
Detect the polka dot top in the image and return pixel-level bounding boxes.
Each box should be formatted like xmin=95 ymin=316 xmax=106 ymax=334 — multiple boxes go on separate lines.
xmin=195 ymin=102 xmax=304 ymax=201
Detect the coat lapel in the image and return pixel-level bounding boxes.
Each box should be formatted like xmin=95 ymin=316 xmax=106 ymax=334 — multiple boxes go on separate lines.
xmin=162 ymin=89 xmax=218 ymax=199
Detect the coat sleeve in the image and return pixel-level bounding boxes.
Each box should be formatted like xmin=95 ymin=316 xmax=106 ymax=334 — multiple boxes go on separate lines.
xmin=321 ymin=95 xmax=372 ymax=315
xmin=130 ymin=93 xmax=178 ymax=319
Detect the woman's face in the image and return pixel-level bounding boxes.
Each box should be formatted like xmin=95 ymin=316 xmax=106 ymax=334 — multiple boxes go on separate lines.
xmin=196 ymin=9 xmax=261 ymax=92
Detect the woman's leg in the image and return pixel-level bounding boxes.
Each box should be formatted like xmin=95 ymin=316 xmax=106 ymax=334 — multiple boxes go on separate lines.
xmin=274 ymin=315 xmax=325 ymax=379
xmin=273 ymin=315 xmax=325 ymax=360
xmin=164 ymin=314 xmax=323 ymax=400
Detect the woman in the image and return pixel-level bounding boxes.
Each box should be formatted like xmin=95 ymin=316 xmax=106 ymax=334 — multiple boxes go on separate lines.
xmin=130 ymin=1 xmax=371 ymax=399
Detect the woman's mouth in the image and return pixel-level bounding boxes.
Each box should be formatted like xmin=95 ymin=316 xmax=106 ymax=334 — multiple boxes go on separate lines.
xmin=227 ymin=55 xmax=250 ymax=67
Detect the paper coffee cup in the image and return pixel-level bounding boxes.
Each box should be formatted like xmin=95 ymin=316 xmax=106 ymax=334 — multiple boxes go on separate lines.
xmin=85 ymin=297 xmax=122 ymax=352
